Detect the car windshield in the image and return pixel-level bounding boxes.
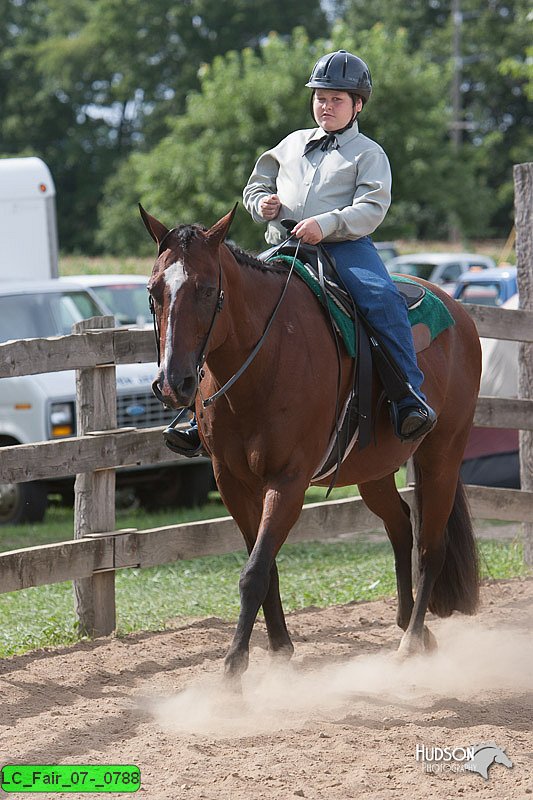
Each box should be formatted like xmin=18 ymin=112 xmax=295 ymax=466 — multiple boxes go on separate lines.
xmin=456 ymin=283 xmax=502 ymax=306
xmin=389 ymin=262 xmax=436 ymax=281
xmin=0 ymin=291 xmax=103 ymax=343
xmin=90 ymin=283 xmax=149 ymax=325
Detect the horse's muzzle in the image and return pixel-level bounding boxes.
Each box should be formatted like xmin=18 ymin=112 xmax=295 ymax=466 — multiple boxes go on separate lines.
xmin=151 ymin=370 xmax=197 ymax=409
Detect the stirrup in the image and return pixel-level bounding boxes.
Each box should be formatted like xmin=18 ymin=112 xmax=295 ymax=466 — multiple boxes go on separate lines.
xmin=163 ymin=425 xmax=204 ymax=457
xmin=390 ymin=388 xmax=437 ymax=443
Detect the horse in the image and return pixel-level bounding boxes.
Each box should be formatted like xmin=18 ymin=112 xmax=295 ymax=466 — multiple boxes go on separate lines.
xmin=140 ymin=204 xmax=481 ymax=687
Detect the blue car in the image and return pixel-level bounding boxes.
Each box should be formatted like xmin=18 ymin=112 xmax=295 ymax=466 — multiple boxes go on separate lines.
xmin=453 ymin=266 xmax=518 ymax=306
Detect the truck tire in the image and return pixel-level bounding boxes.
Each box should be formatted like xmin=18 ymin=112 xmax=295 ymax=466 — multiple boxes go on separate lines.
xmin=0 ymin=480 xmax=48 ymax=525
xmin=137 ymin=463 xmax=214 ymax=511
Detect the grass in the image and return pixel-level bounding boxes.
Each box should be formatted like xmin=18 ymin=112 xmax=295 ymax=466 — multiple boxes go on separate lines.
xmin=58 ymin=238 xmax=511 ymax=279
xmin=0 ymin=537 xmax=528 ymax=658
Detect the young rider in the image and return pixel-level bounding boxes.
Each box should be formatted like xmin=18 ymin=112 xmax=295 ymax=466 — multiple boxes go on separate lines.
xmin=170 ymin=50 xmax=436 ymax=455
xmin=243 ymin=49 xmax=436 ymax=443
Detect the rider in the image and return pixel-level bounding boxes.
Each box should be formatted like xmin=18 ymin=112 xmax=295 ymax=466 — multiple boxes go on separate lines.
xmin=168 ymin=49 xmax=436 ymax=455
xmin=242 ymin=49 xmax=436 ymax=442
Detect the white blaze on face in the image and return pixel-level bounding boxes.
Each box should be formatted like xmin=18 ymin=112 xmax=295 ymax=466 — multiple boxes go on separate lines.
xmin=163 ymin=259 xmax=187 ymax=371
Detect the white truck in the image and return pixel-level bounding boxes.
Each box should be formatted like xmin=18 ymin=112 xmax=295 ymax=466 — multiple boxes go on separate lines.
xmin=0 ymin=159 xmax=213 ymax=524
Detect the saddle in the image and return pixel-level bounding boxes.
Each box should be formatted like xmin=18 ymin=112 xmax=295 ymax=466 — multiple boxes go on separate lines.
xmin=259 ymin=231 xmax=425 ymax=487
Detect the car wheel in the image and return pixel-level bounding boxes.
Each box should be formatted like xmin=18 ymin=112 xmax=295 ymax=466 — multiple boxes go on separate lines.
xmin=0 ymin=481 xmax=48 ymax=525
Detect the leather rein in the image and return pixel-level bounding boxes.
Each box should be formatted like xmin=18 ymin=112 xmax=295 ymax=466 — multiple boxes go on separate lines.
xmin=149 ymin=230 xmax=301 ymax=411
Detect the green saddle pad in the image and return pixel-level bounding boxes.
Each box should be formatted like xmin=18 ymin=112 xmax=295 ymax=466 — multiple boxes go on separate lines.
xmin=272 ymin=255 xmax=455 ymax=358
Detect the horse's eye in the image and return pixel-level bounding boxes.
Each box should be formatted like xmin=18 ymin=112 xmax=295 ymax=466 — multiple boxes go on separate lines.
xmin=148 ymin=287 xmax=164 ymax=307
xmin=197 ymin=285 xmax=216 ymax=300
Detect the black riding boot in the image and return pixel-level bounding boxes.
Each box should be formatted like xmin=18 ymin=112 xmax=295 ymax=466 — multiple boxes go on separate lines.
xmin=163 ymin=415 xmax=204 ymax=457
xmin=393 ymin=395 xmax=437 ymax=442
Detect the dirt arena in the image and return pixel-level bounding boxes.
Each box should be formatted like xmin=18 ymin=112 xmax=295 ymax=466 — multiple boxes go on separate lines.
xmin=1 ymin=577 xmax=532 ymax=800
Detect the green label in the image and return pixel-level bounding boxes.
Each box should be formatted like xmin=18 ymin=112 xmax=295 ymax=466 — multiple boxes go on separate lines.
xmin=1 ymin=765 xmax=141 ymax=793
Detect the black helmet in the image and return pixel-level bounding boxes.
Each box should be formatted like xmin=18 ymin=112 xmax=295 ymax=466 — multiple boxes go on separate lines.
xmin=306 ymin=50 xmax=372 ymax=103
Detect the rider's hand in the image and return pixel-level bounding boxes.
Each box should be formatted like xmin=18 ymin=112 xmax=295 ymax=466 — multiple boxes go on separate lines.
xmin=259 ymin=194 xmax=281 ymax=220
xmin=292 ymin=218 xmax=324 ymax=245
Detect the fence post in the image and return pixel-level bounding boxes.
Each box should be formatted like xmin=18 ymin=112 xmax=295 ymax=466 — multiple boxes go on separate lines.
xmin=72 ymin=316 xmax=117 ymax=635
xmin=514 ymin=162 xmax=533 ymax=565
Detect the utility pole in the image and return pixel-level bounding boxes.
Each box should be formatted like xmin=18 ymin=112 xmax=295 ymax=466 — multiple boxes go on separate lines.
xmin=451 ymin=0 xmax=463 ymax=152
xmin=449 ymin=0 xmax=463 ymax=242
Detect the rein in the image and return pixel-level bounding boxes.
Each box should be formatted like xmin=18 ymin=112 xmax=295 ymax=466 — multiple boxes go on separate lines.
xmin=199 ymin=236 xmax=301 ymax=408
xmin=149 ymin=231 xmax=301 ymax=412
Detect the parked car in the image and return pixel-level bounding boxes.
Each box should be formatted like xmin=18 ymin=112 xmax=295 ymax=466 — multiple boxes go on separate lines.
xmin=374 ymin=241 xmax=399 ymax=265
xmin=0 ymin=279 xmax=213 ymax=524
xmin=60 ymin=274 xmax=151 ymax=326
xmin=453 ymin=266 xmax=518 ymax=306
xmin=386 ymin=252 xmax=496 ymax=294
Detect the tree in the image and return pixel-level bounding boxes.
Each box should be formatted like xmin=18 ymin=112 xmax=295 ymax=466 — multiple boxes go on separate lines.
xmin=339 ymin=0 xmax=532 ymax=236
xmin=98 ymin=24 xmax=492 ymax=253
xmin=97 ymin=30 xmax=318 ymax=253
xmin=1 ymin=0 xmax=327 ymax=253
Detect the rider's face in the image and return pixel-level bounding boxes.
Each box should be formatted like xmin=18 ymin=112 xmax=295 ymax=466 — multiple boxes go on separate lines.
xmin=313 ymin=90 xmax=361 ymax=131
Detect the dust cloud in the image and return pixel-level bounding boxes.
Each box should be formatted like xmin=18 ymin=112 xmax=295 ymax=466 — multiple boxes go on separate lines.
xmin=150 ymin=617 xmax=533 ymax=738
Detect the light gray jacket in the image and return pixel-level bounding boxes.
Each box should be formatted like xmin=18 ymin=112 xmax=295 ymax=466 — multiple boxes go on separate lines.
xmin=243 ymin=122 xmax=392 ymax=245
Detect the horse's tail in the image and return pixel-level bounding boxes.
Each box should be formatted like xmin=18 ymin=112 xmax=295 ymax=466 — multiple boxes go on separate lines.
xmin=414 ymin=466 xmax=480 ymax=617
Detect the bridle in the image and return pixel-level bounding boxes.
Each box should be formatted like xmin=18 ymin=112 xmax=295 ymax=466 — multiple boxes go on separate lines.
xmin=149 ymin=227 xmax=225 ymax=371
xmin=148 ymin=230 xmax=300 ymax=412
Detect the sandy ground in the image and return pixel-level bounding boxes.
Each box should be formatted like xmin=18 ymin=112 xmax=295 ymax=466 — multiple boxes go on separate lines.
xmin=1 ymin=575 xmax=531 ymax=800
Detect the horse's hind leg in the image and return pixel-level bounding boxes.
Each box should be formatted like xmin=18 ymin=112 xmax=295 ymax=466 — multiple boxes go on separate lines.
xmin=397 ymin=438 xmax=479 ymax=657
xmin=358 ymin=474 xmax=414 ymax=630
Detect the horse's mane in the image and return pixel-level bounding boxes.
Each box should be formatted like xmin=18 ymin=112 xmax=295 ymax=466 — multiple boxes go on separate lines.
xmin=173 ymin=224 xmax=287 ymax=276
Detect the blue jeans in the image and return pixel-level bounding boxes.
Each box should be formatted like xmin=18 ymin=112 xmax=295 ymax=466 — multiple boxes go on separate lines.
xmin=322 ymin=237 xmax=426 ymax=405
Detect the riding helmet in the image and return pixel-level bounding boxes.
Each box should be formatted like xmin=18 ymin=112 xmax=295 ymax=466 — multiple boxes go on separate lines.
xmin=306 ymin=50 xmax=372 ymax=104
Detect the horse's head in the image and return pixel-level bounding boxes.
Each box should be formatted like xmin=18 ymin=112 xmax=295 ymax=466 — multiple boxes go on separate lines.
xmin=140 ymin=204 xmax=237 ymax=409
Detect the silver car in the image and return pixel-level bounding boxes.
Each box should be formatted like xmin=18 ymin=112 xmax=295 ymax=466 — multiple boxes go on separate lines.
xmin=386 ymin=252 xmax=496 ymax=294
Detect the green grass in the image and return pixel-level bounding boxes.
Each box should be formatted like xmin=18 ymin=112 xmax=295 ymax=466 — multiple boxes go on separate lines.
xmin=0 ymin=537 xmax=528 ymax=658
xmin=58 ymin=239 xmax=511 ymax=279
xmin=60 ymin=255 xmax=153 ymax=277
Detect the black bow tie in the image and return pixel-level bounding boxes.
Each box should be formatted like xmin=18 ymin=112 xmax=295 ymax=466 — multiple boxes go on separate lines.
xmin=303 ymin=132 xmax=339 ymax=156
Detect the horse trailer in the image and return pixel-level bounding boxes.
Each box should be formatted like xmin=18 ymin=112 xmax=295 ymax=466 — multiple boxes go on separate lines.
xmin=0 ymin=156 xmax=59 ymax=280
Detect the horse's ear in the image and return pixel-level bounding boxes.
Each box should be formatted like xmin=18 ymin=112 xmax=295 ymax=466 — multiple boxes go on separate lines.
xmin=205 ymin=203 xmax=238 ymax=249
xmin=138 ymin=203 xmax=169 ymax=245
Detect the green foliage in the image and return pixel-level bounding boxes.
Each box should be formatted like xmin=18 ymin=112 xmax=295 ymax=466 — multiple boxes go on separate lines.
xmin=1 ymin=1 xmax=529 ymax=252
xmin=1 ymin=0 xmax=326 ymax=253
xmin=99 ymin=29 xmax=319 ymax=252
xmin=100 ymin=23 xmax=495 ymax=251
xmin=341 ymin=0 xmax=532 ymax=235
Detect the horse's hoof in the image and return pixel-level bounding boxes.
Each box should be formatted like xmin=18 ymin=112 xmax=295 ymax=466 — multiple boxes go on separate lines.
xmin=397 ymin=625 xmax=438 ymax=659
xmin=423 ymin=625 xmax=438 ymax=653
xmin=268 ymin=641 xmax=295 ymax=663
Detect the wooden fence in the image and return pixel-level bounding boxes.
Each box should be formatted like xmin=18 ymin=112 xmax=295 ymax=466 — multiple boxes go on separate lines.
xmin=0 ymin=162 xmax=531 ymax=638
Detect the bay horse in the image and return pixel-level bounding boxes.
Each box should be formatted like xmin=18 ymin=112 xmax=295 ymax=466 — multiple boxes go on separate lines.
xmin=140 ymin=204 xmax=481 ymax=686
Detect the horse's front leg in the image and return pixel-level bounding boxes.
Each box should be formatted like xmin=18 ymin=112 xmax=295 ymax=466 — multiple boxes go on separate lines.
xmin=216 ymin=467 xmax=294 ymax=662
xmin=223 ymin=477 xmax=307 ymax=686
